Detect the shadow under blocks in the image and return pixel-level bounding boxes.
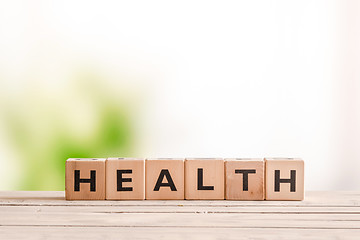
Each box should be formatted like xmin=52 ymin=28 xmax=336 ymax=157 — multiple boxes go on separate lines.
xmin=65 ymin=158 xmax=304 ymax=200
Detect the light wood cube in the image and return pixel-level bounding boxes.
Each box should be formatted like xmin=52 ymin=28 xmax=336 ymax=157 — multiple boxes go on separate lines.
xmin=65 ymin=158 xmax=106 ymax=200
xmin=145 ymin=158 xmax=184 ymax=200
xmin=225 ymin=158 xmax=264 ymax=200
xmin=185 ymin=158 xmax=224 ymax=200
xmin=265 ymin=158 xmax=304 ymax=200
xmin=106 ymin=158 xmax=145 ymax=200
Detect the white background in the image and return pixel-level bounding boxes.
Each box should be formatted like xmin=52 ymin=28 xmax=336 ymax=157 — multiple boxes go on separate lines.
xmin=0 ymin=1 xmax=359 ymax=190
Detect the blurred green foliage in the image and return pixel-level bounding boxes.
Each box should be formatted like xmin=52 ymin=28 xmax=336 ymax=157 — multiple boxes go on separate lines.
xmin=0 ymin=74 xmax=135 ymax=190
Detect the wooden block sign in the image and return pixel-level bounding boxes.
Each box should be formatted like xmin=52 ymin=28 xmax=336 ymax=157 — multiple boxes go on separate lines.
xmin=64 ymin=157 xmax=305 ymax=200
xmin=106 ymin=158 xmax=145 ymax=200
xmin=65 ymin=158 xmax=106 ymax=200
xmin=265 ymin=158 xmax=304 ymax=200
xmin=225 ymin=158 xmax=264 ymax=200
xmin=185 ymin=158 xmax=224 ymax=200
xmin=145 ymin=158 xmax=184 ymax=200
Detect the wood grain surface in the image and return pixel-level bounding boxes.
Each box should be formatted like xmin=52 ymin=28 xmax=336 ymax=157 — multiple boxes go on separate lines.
xmin=0 ymin=191 xmax=359 ymax=239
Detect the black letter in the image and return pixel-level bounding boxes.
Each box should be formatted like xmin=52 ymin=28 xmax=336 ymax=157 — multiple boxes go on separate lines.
xmin=197 ymin=168 xmax=214 ymax=190
xmin=153 ymin=169 xmax=177 ymax=191
xmin=235 ymin=169 xmax=256 ymax=191
xmin=74 ymin=170 xmax=96 ymax=191
xmin=274 ymin=170 xmax=296 ymax=192
xmin=117 ymin=169 xmax=133 ymax=191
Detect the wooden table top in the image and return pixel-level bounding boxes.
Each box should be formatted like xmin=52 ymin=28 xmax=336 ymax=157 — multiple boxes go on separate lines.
xmin=0 ymin=191 xmax=359 ymax=239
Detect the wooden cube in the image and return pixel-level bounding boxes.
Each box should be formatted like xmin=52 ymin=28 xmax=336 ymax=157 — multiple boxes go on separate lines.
xmin=65 ymin=158 xmax=106 ymax=200
xmin=145 ymin=158 xmax=184 ymax=200
xmin=106 ymin=158 xmax=145 ymax=200
xmin=225 ymin=158 xmax=264 ymax=200
xmin=185 ymin=158 xmax=224 ymax=200
xmin=265 ymin=158 xmax=304 ymax=200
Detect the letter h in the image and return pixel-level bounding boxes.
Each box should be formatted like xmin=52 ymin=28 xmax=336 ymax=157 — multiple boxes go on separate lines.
xmin=74 ymin=170 xmax=96 ymax=192
xmin=274 ymin=170 xmax=296 ymax=192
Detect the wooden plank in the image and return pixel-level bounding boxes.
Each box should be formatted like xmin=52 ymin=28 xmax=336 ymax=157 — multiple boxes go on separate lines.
xmin=1 ymin=205 xmax=360 ymax=214
xmin=0 ymin=212 xmax=359 ymax=229
xmin=1 ymin=191 xmax=359 ymax=207
xmin=1 ymin=227 xmax=360 ymax=240
xmin=0 ymin=191 xmax=359 ymax=239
